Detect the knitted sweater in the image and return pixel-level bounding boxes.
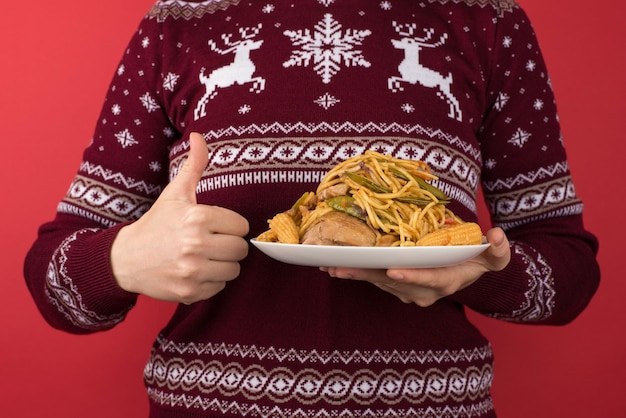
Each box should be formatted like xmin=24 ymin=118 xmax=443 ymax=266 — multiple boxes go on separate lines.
xmin=24 ymin=1 xmax=600 ymax=417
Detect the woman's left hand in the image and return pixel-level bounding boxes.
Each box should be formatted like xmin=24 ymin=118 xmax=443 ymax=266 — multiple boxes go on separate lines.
xmin=321 ymin=227 xmax=511 ymax=307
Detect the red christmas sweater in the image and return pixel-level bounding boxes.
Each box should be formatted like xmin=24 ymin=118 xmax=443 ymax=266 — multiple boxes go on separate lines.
xmin=25 ymin=1 xmax=600 ymax=417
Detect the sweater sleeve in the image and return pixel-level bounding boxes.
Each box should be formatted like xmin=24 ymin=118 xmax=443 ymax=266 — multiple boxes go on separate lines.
xmin=24 ymin=14 xmax=176 ymax=334
xmin=450 ymin=6 xmax=600 ymax=325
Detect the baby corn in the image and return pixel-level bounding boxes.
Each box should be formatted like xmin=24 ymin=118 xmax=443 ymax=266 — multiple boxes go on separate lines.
xmin=416 ymin=222 xmax=483 ymax=246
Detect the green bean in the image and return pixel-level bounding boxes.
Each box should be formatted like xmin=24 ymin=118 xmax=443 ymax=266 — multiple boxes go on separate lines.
xmin=325 ymin=196 xmax=368 ymax=221
xmin=344 ymin=171 xmax=391 ymax=193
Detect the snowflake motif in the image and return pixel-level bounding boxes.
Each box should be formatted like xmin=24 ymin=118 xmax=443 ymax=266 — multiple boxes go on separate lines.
xmin=484 ymin=158 xmax=497 ymax=169
xmin=283 ymin=14 xmax=372 ymax=84
xmin=494 ymin=92 xmax=509 ymax=111
xmin=280 ymin=147 xmax=295 ymax=158
xmin=163 ymin=72 xmax=180 ymax=92
xmin=317 ymin=0 xmax=335 ymax=6
xmin=401 ymin=103 xmax=415 ymax=113
xmin=380 ymin=1 xmax=392 ymax=10
xmin=117 ymin=65 xmax=125 ymax=76
xmin=116 ymin=201 xmax=129 ymax=213
xmin=238 ymin=104 xmax=252 ymax=114
xmin=533 ymin=99 xmax=544 ymax=110
xmin=115 ymin=129 xmax=138 ymax=148
xmin=111 ymin=104 xmax=122 ymax=115
xmin=142 ymin=37 xmax=150 ymax=48
xmin=550 ymin=189 xmax=562 ymax=200
xmin=343 ymin=147 xmax=358 ymax=158
xmin=526 ymin=60 xmax=536 ymax=71
xmin=163 ymin=127 xmax=175 ymax=138
xmin=149 ymin=161 xmax=162 ymax=172
xmin=140 ymin=93 xmax=160 ymax=113
xmin=262 ymin=4 xmax=274 ymax=13
xmin=89 ymin=190 xmax=103 ymax=203
xmin=508 ymin=128 xmax=531 ymax=148
xmin=314 ymin=92 xmax=340 ymax=109
xmin=403 ymin=148 xmax=419 ymax=159
xmin=219 ymin=149 xmax=233 ymax=161
xmin=312 ymin=147 xmax=327 ymax=157
xmin=503 ymin=36 xmax=513 ymax=48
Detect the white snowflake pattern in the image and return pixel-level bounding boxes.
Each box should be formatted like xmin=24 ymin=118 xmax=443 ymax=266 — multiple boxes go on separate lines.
xmin=493 ymin=92 xmax=509 ymax=112
xmin=115 ymin=129 xmax=138 ymax=148
xmin=140 ymin=92 xmax=160 ymax=113
xmin=163 ymin=127 xmax=176 ymax=138
xmin=283 ymin=14 xmax=371 ymax=84
xmin=533 ymin=99 xmax=544 ymax=110
xmin=526 ymin=60 xmax=536 ymax=71
xmin=111 ymin=104 xmax=121 ymax=115
xmin=508 ymin=128 xmax=531 ymax=148
xmin=262 ymin=4 xmax=274 ymax=13
xmin=401 ymin=103 xmax=415 ymax=113
xmin=238 ymin=104 xmax=252 ymax=114
xmin=317 ymin=0 xmax=335 ymax=6
xmin=149 ymin=161 xmax=162 ymax=172
xmin=314 ymin=92 xmax=340 ymax=109
xmin=163 ymin=72 xmax=180 ymax=92
xmin=117 ymin=64 xmax=125 ymax=76
xmin=503 ymin=36 xmax=513 ymax=48
xmin=380 ymin=1 xmax=392 ymax=10
xmin=484 ymin=158 xmax=497 ymax=170
xmin=142 ymin=37 xmax=150 ymax=48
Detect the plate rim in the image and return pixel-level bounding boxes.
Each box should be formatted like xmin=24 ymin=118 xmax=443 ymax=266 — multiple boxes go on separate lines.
xmin=250 ymin=238 xmax=490 ymax=268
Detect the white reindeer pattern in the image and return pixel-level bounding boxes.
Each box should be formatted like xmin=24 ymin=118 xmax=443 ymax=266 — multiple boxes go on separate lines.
xmin=388 ymin=22 xmax=462 ymax=121
xmin=194 ymin=24 xmax=265 ymax=121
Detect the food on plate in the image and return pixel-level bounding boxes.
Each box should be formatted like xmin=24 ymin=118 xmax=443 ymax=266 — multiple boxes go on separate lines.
xmin=256 ymin=150 xmax=483 ymax=247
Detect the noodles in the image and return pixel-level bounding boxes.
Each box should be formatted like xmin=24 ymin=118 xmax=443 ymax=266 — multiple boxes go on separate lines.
xmin=258 ymin=150 xmax=481 ymax=246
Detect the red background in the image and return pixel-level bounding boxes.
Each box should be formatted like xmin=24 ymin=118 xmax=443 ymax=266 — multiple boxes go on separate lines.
xmin=2 ymin=1 xmax=624 ymax=417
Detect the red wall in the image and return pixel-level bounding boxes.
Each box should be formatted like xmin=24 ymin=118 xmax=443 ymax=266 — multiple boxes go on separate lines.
xmin=2 ymin=1 xmax=624 ymax=417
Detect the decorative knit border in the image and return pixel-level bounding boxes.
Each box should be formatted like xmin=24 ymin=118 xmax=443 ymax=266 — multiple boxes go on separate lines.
xmin=155 ymin=338 xmax=494 ymax=365
xmin=427 ymin=0 xmax=518 ymax=17
xmin=46 ymin=229 xmax=129 ymax=330
xmin=147 ymin=388 xmax=495 ymax=417
xmin=168 ymin=133 xmax=482 ymax=214
xmin=144 ymin=350 xmax=495 ymax=415
xmin=147 ymin=0 xmax=241 ymax=21
xmin=60 ymin=175 xmax=153 ymax=223
xmin=489 ymin=243 xmax=555 ymax=322
xmin=485 ymin=176 xmax=583 ymax=227
xmin=145 ymin=338 xmax=495 ymax=415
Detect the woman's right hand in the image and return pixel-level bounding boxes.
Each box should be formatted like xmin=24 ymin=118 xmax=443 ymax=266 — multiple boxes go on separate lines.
xmin=110 ymin=132 xmax=250 ymax=304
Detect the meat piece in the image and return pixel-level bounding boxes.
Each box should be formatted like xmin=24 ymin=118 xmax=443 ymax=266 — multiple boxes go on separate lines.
xmin=317 ymin=183 xmax=349 ymax=201
xmin=301 ymin=211 xmax=377 ymax=246
xmin=375 ymin=234 xmax=397 ymax=247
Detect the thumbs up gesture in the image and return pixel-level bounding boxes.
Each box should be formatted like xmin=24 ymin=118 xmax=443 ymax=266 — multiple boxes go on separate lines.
xmin=111 ymin=132 xmax=250 ymax=304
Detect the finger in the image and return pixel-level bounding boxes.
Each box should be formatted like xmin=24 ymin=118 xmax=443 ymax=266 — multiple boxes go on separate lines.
xmin=183 ymin=204 xmax=250 ymax=237
xmin=202 ymin=234 xmax=249 ymax=262
xmin=483 ymin=227 xmax=511 ymax=271
xmin=161 ymin=132 xmax=208 ymax=204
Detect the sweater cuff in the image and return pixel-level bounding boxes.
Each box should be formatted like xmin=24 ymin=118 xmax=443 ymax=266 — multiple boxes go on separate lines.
xmin=450 ymin=257 xmax=527 ymax=316
xmin=63 ymin=223 xmax=138 ymax=319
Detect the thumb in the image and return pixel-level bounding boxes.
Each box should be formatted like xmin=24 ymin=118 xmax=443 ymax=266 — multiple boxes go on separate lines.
xmin=162 ymin=132 xmax=208 ymax=203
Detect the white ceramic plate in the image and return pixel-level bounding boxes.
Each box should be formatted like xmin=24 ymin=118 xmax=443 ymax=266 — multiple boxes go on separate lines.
xmin=250 ymin=239 xmax=490 ymax=269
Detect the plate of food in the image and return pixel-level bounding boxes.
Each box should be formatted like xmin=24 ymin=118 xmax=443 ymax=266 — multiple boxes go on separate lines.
xmin=252 ymin=150 xmax=490 ymax=269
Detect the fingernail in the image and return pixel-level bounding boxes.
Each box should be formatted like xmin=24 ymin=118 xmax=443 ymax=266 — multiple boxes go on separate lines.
xmin=387 ymin=271 xmax=404 ymax=281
